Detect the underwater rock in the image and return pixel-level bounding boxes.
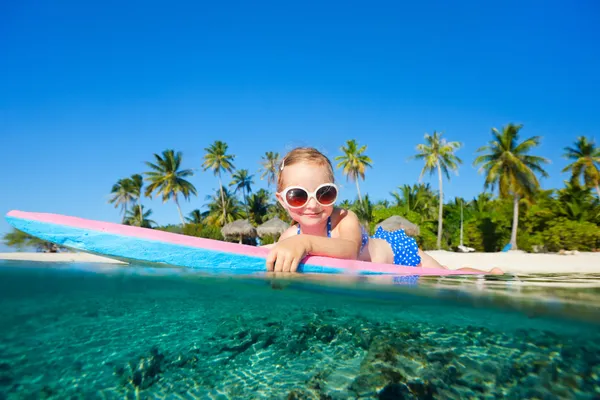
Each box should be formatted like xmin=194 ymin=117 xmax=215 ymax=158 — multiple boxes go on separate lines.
xmin=115 ymin=347 xmax=165 ymax=390
xmin=315 ymin=324 xmax=337 ymax=344
xmin=425 ymin=349 xmax=455 ymax=365
xmin=286 ymin=389 xmax=319 ymax=399
xmin=378 ymin=383 xmax=413 ymax=399
xmin=406 ymin=379 xmax=436 ymax=400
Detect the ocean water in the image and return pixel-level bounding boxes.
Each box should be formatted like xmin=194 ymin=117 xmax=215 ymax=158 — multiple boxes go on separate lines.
xmin=0 ymin=261 xmax=599 ymax=399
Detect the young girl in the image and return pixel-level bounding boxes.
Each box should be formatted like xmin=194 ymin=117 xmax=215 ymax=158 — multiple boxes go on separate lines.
xmin=264 ymin=147 xmax=502 ymax=275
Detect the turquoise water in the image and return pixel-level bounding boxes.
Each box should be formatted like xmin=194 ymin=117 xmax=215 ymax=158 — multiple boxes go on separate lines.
xmin=0 ymin=261 xmax=599 ymax=399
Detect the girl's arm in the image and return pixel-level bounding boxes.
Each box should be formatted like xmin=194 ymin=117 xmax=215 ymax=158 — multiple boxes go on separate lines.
xmin=266 ymin=210 xmax=363 ymax=272
xmin=306 ymin=209 xmax=363 ymax=259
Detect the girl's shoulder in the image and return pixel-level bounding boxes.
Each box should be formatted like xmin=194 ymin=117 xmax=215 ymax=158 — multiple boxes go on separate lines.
xmin=278 ymin=223 xmax=299 ymax=240
xmin=331 ymin=207 xmax=360 ymax=230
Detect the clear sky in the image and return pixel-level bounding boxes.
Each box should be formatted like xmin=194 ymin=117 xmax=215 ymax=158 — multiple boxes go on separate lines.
xmin=1 ymin=0 xmax=599 ymax=250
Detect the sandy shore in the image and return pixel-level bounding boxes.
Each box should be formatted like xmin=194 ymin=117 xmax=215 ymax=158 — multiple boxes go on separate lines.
xmin=1 ymin=250 xmax=599 ymax=274
xmin=427 ymin=250 xmax=600 ymax=274
xmin=0 ymin=252 xmax=126 ymax=264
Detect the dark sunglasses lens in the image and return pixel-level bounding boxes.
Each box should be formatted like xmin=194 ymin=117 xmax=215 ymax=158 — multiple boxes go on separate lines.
xmin=316 ymin=185 xmax=337 ymax=205
xmin=286 ymin=188 xmax=308 ymax=207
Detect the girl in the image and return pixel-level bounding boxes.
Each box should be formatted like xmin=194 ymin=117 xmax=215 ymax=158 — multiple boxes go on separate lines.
xmin=264 ymin=147 xmax=502 ymax=275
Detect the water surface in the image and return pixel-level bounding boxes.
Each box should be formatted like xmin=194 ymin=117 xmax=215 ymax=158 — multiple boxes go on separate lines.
xmin=0 ymin=260 xmax=599 ymax=399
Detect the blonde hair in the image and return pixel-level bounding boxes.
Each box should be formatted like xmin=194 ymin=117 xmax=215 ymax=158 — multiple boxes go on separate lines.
xmin=277 ymin=147 xmax=335 ymax=191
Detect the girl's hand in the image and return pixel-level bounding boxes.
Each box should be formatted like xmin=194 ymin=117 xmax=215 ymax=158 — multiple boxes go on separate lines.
xmin=266 ymin=235 xmax=311 ymax=272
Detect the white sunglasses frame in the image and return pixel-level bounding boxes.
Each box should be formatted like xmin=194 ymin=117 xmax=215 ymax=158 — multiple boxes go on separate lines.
xmin=278 ymin=183 xmax=339 ymax=209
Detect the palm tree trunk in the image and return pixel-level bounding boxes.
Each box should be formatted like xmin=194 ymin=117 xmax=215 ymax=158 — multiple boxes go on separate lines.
xmin=244 ymin=188 xmax=250 ymax=217
xmin=174 ymin=196 xmax=185 ymax=227
xmin=436 ymin=162 xmax=443 ymax=250
xmin=510 ymin=194 xmax=519 ymax=250
xmin=137 ymin=201 xmax=143 ymax=227
xmin=460 ymin=199 xmax=464 ymax=247
xmin=218 ymin=174 xmax=227 ymax=223
xmin=355 ymin=180 xmax=363 ymax=204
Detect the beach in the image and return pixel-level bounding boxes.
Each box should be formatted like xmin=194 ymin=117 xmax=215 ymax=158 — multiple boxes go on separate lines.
xmin=1 ymin=250 xmax=599 ymax=275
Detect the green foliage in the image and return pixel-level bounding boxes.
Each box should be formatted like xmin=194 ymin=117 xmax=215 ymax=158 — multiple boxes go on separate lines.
xmin=415 ymin=227 xmax=438 ymax=250
xmin=335 ymin=139 xmax=372 ymax=202
xmin=108 ymin=136 xmax=600 ymax=254
xmin=247 ymin=189 xmax=272 ymax=225
xmin=144 ymin=149 xmax=197 ymax=226
xmin=562 ymin=136 xmax=600 ymax=193
xmin=530 ymin=218 xmax=600 ymax=252
xmin=260 ymin=235 xmax=277 ymax=245
xmin=203 ymin=186 xmax=244 ymax=226
xmin=3 ymin=228 xmax=66 ymax=252
xmin=352 ymin=194 xmax=374 ymax=232
xmin=259 ymin=151 xmax=280 ymax=188
xmin=123 ymin=205 xmax=156 ymax=228
xmin=183 ymin=224 xmax=224 ymax=241
xmin=155 ymin=223 xmax=224 ymax=241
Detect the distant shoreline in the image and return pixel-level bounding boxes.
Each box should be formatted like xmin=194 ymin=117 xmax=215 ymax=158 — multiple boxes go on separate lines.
xmin=0 ymin=252 xmax=126 ymax=264
xmin=1 ymin=251 xmax=599 ymax=274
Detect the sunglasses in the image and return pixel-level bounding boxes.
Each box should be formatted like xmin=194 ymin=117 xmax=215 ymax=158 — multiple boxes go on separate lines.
xmin=279 ymin=183 xmax=338 ymax=209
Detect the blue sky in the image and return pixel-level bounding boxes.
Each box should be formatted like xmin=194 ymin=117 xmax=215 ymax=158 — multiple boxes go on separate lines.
xmin=1 ymin=0 xmax=599 ymax=250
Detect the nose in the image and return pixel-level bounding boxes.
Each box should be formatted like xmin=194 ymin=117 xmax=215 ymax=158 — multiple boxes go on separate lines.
xmin=305 ymin=196 xmax=319 ymax=209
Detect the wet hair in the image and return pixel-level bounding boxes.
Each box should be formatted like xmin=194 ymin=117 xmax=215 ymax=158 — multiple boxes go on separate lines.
xmin=277 ymin=147 xmax=335 ymax=192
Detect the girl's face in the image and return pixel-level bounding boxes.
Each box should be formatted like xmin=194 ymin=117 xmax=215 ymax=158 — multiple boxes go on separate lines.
xmin=276 ymin=162 xmax=336 ymax=228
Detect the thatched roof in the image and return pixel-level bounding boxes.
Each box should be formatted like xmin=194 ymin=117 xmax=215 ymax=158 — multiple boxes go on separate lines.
xmin=221 ymin=219 xmax=257 ymax=239
xmin=375 ymin=215 xmax=420 ymax=236
xmin=257 ymin=217 xmax=289 ymax=238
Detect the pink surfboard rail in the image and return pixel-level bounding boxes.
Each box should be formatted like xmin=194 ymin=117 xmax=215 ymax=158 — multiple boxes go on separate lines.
xmin=5 ymin=210 xmax=486 ymax=276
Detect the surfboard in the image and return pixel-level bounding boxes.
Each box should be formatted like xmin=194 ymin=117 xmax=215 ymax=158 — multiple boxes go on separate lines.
xmin=4 ymin=210 xmax=484 ymax=277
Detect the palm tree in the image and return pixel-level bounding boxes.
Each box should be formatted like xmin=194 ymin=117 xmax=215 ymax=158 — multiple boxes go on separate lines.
xmin=204 ymin=186 xmax=243 ymax=227
xmin=472 ymin=193 xmax=493 ymax=215
xmin=352 ymin=194 xmax=374 ymax=233
xmin=556 ymin=181 xmax=600 ymax=223
xmin=203 ymin=141 xmax=235 ymax=222
xmin=562 ymin=136 xmax=600 ymax=198
xmin=335 ymin=139 xmax=372 ymax=203
xmin=3 ymin=228 xmax=62 ymax=253
xmin=390 ymin=183 xmax=438 ymax=220
xmin=123 ymin=205 xmax=156 ymax=228
xmin=108 ymin=178 xmax=137 ymax=223
xmin=230 ymin=169 xmax=254 ymax=215
xmin=144 ymin=149 xmax=197 ymax=226
xmin=247 ymin=189 xmax=272 ymax=225
xmin=186 ymin=209 xmax=204 ymax=224
xmin=259 ymin=151 xmax=281 ymax=188
xmin=412 ymin=131 xmax=463 ymax=249
xmin=473 ymin=123 xmax=549 ymax=250
xmin=130 ymin=174 xmax=144 ymax=219
xmin=338 ymin=199 xmax=353 ymax=209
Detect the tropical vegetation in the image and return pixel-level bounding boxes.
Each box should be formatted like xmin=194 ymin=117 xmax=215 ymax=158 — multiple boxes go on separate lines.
xmin=412 ymin=131 xmax=462 ymax=249
xmin=4 ymin=124 xmax=600 ymax=253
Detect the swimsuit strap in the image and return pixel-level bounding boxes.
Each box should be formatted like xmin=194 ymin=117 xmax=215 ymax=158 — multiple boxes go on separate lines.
xmin=297 ymin=216 xmax=331 ymax=238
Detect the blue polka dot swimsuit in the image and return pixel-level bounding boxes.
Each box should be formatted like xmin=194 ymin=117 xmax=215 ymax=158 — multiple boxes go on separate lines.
xmin=371 ymin=226 xmax=422 ymax=267
xmin=297 ymin=216 xmax=422 ymax=267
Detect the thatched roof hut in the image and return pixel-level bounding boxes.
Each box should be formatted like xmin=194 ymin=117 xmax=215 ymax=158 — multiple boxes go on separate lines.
xmin=221 ymin=219 xmax=257 ymax=244
xmin=375 ymin=215 xmax=420 ymax=236
xmin=257 ymin=217 xmax=289 ymax=239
